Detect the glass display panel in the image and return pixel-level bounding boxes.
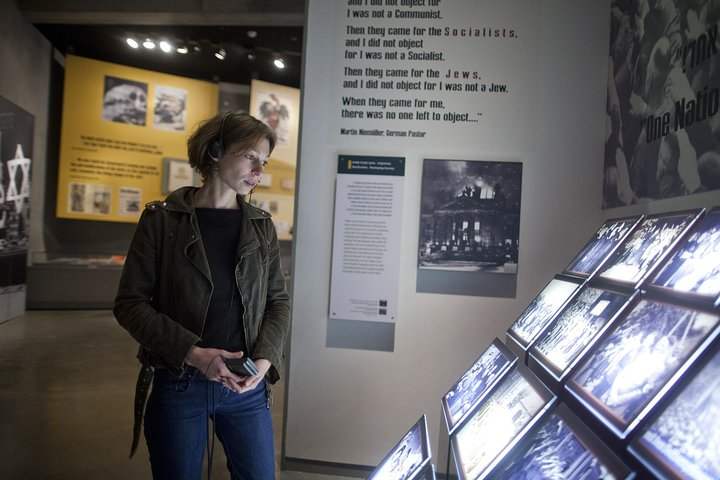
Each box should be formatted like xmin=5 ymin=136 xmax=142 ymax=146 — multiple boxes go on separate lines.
xmin=596 ymin=210 xmax=700 ymax=287
xmin=442 ymin=338 xmax=516 ymax=433
xmin=630 ymin=345 xmax=720 ymax=480
xmin=530 ymin=286 xmax=631 ymax=380
xmin=564 ymin=216 xmax=641 ymax=278
xmin=453 ymin=369 xmax=554 ymax=480
xmin=492 ymin=411 xmax=627 ymax=479
xmin=507 ymin=278 xmax=580 ymax=349
xmin=368 ymin=415 xmax=431 ymax=480
xmin=567 ymin=298 xmax=719 ymax=438
xmin=647 ymin=208 xmax=720 ymax=301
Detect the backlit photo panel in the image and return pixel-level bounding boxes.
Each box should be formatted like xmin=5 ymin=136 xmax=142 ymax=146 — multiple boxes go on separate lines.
xmin=442 ymin=338 xmax=516 ymax=433
xmin=453 ymin=369 xmax=554 ymax=480
xmin=596 ymin=210 xmax=701 ymax=288
xmin=507 ymin=277 xmax=580 ymax=350
xmin=648 ymin=208 xmax=720 ymax=302
xmin=492 ymin=409 xmax=631 ymax=479
xmin=530 ymin=286 xmax=632 ymax=381
xmin=630 ymin=344 xmax=720 ymax=480
xmin=566 ymin=298 xmax=720 ymax=438
xmin=563 ymin=216 xmax=642 ymax=278
xmin=368 ymin=415 xmax=431 ymax=480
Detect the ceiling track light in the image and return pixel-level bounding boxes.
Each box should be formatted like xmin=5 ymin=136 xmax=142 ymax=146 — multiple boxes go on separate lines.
xmin=273 ymin=56 xmax=285 ymax=69
xmin=142 ymin=38 xmax=156 ymax=49
xmin=214 ymin=46 xmax=226 ymax=61
xmin=126 ymin=37 xmax=139 ymax=49
xmin=159 ymin=40 xmax=172 ymax=53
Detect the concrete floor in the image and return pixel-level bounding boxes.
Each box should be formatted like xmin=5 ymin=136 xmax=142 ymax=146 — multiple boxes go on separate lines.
xmin=0 ymin=309 xmax=357 ymax=480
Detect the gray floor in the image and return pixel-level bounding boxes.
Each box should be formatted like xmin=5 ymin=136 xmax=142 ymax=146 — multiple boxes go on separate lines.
xmin=0 ymin=309 xmax=357 ymax=480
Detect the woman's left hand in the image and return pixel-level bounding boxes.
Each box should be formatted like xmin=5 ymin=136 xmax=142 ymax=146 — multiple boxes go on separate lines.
xmin=226 ymin=358 xmax=272 ymax=394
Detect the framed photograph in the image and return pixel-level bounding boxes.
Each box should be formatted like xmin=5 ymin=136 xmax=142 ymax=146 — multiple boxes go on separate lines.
xmin=506 ymin=276 xmax=581 ymax=358
xmin=452 ymin=368 xmax=555 ymax=480
xmin=528 ymin=285 xmax=634 ymax=387
xmin=441 ymin=338 xmax=517 ymax=434
xmin=595 ymin=209 xmax=703 ymax=288
xmin=101 ymin=75 xmax=148 ymax=126
xmin=565 ymin=297 xmax=720 ymax=439
xmin=563 ymin=215 xmax=642 ymax=279
xmin=367 ymin=415 xmax=431 ymax=480
xmin=628 ymin=341 xmax=720 ymax=480
xmin=417 ymin=159 xmax=522 ymax=275
xmin=490 ymin=403 xmax=634 ymax=479
xmin=646 ymin=207 xmax=720 ymax=304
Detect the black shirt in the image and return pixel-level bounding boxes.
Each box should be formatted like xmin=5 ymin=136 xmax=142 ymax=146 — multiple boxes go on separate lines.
xmin=195 ymin=208 xmax=247 ymax=353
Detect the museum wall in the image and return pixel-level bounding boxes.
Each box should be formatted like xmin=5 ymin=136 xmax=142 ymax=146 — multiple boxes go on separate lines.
xmin=0 ymin=0 xmax=51 ymax=261
xmin=285 ymin=0 xmax=614 ymax=471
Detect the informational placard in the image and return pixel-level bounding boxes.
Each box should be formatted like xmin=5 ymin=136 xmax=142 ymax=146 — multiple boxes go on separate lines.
xmin=56 ymin=55 xmax=218 ymax=222
xmin=329 ymin=155 xmax=404 ymax=323
xmin=331 ymin=0 xmax=539 ymax=151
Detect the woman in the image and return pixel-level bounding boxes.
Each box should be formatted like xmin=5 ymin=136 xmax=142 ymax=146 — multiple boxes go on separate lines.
xmin=114 ymin=111 xmax=291 ymax=480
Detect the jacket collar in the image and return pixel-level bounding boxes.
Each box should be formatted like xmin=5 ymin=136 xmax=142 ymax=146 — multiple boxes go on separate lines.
xmin=163 ymin=186 xmax=271 ymax=220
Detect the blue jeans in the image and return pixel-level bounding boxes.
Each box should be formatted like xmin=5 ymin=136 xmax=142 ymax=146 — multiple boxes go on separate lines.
xmin=144 ymin=369 xmax=274 ymax=480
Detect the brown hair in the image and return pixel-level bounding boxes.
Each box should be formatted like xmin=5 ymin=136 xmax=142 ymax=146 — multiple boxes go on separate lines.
xmin=187 ymin=111 xmax=277 ymax=181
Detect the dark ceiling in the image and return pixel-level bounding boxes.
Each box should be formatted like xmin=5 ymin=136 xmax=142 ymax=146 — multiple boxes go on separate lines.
xmin=18 ymin=1 xmax=306 ymax=88
xmin=33 ymin=24 xmax=303 ymax=88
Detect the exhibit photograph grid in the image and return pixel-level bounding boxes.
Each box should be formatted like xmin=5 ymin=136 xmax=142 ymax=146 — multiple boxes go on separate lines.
xmin=441 ymin=338 xmax=517 ymax=435
xmin=565 ymin=296 xmax=720 ymax=439
xmin=528 ymin=285 xmax=635 ymax=388
xmin=628 ymin=341 xmax=720 ymax=480
xmin=367 ymin=415 xmax=432 ymax=480
xmin=505 ymin=276 xmax=581 ymax=356
xmin=452 ymin=368 xmax=555 ymax=480
xmin=594 ymin=209 xmax=703 ymax=288
xmin=644 ymin=207 xmax=720 ymax=305
xmin=563 ymin=215 xmax=642 ymax=279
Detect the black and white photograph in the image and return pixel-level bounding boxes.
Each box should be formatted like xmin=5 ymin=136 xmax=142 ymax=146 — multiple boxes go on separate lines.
xmin=648 ymin=209 xmax=720 ymax=300
xmin=604 ymin=0 xmax=720 ymax=208
xmin=454 ymin=369 xmax=549 ymax=480
xmin=508 ymin=278 xmax=580 ymax=349
xmin=493 ymin=413 xmax=616 ymax=479
xmin=417 ymin=159 xmax=522 ymax=274
xmin=532 ymin=286 xmax=630 ymax=378
xmin=596 ymin=211 xmax=699 ymax=286
xmin=153 ymin=85 xmax=187 ymax=131
xmin=102 ymin=75 xmax=148 ymax=126
xmin=368 ymin=416 xmax=429 ymax=480
xmin=442 ymin=339 xmax=515 ymax=432
xmin=633 ymin=345 xmax=720 ymax=480
xmin=564 ymin=216 xmax=641 ymax=278
xmin=569 ymin=298 xmax=719 ymax=434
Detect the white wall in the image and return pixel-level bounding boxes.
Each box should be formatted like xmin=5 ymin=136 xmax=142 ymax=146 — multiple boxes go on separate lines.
xmin=285 ymin=0 xmax=611 ymax=469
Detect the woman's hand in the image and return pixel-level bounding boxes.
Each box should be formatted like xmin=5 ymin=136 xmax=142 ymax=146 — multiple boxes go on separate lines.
xmin=186 ymin=346 xmax=270 ymax=393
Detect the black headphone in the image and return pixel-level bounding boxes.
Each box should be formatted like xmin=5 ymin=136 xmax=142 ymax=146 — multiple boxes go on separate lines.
xmin=208 ymin=112 xmax=232 ymax=161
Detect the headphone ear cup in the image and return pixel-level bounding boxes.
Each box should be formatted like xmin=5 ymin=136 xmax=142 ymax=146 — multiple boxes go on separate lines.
xmin=208 ymin=138 xmax=224 ymax=161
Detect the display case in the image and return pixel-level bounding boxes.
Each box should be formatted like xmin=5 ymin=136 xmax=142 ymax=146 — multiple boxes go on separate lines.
xmin=452 ymin=367 xmax=556 ymax=480
xmin=506 ymin=275 xmax=581 ymax=361
xmin=367 ymin=414 xmax=432 ymax=480
xmin=490 ymin=402 xmax=635 ymax=479
xmin=563 ymin=215 xmax=643 ymax=279
xmin=527 ymin=285 xmax=636 ymax=393
xmin=594 ymin=209 xmax=703 ymax=289
xmin=441 ymin=338 xmax=517 ymax=435
xmin=564 ymin=295 xmax=720 ymax=441
xmin=628 ymin=339 xmax=720 ymax=480
xmin=644 ymin=207 xmax=720 ymax=306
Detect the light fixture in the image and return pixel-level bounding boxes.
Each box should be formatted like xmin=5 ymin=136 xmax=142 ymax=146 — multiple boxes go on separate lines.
xmin=176 ymin=43 xmax=188 ymax=54
xmin=214 ymin=46 xmax=226 ymax=61
xmin=142 ymin=38 xmax=156 ymax=49
xmin=126 ymin=37 xmax=139 ymax=49
xmin=247 ymin=51 xmax=256 ymax=62
xmin=273 ymin=56 xmax=285 ymax=69
xmin=159 ymin=40 xmax=172 ymax=53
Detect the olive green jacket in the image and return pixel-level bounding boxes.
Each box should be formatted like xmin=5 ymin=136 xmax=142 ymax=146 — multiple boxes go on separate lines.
xmin=113 ymin=186 xmax=291 ymax=384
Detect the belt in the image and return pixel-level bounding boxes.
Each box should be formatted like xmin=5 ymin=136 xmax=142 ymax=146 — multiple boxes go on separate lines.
xmin=129 ymin=364 xmax=155 ymax=458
